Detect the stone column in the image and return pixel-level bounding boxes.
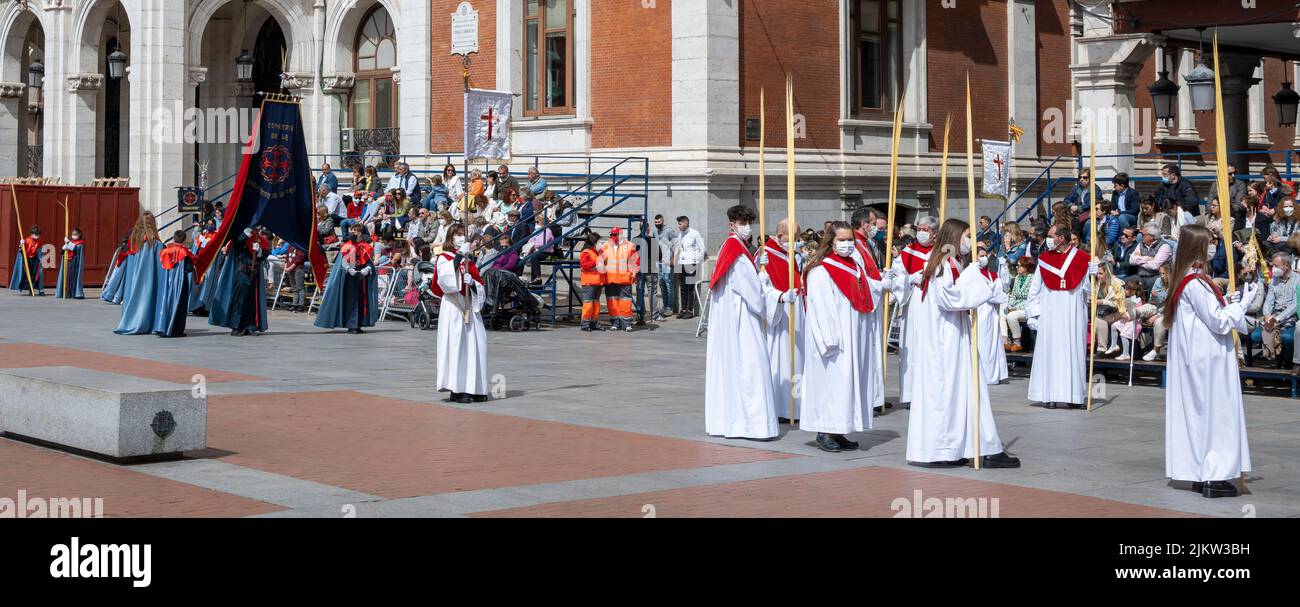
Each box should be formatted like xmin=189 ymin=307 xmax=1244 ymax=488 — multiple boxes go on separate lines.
xmin=1071 ymin=33 xmax=1163 ymax=176
xmin=64 ymin=73 xmax=103 ymax=184
xmin=670 ymin=0 xmax=739 ymax=150
xmin=127 ymin=0 xmax=189 ymax=215
xmin=1248 ymin=62 xmax=1271 ymax=148
xmin=1007 ymin=0 xmax=1037 ymax=158
xmin=0 ymin=82 xmax=23 ymax=177
xmin=1216 ymin=53 xmax=1262 ymax=174
xmin=396 ymin=0 xmax=430 ymax=160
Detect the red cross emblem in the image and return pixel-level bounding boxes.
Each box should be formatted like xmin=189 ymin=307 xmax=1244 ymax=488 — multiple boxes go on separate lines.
xmin=992 ymin=154 xmax=1004 ymax=180
xmin=480 ymin=107 xmax=498 ymax=140
xmin=260 ymin=145 xmax=292 ymax=184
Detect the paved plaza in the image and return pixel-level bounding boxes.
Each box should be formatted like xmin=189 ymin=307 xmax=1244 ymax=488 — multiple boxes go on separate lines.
xmin=2 ymin=291 xmax=1299 ymax=518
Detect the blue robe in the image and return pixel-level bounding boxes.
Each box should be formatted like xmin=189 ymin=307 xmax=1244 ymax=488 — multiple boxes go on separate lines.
xmin=154 ymin=252 xmax=193 ymax=338
xmin=113 ymin=241 xmax=163 ymax=335
xmin=209 ymin=236 xmax=268 ymax=333
xmin=9 ymin=251 xmax=43 ymax=294
xmin=189 ymin=247 xmax=224 ymax=315
xmin=56 ymin=244 xmax=85 ymax=299
xmin=99 ymin=246 xmax=128 ymax=304
xmin=314 ymin=257 xmax=380 ymax=330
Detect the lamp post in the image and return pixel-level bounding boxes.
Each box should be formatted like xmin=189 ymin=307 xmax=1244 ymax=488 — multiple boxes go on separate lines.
xmin=1275 ymin=79 xmax=1299 ymax=128
xmin=1148 ymin=68 xmax=1178 ymax=125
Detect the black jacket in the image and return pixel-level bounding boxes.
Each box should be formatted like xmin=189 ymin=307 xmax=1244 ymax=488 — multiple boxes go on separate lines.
xmin=1155 ymin=179 xmax=1201 ymax=217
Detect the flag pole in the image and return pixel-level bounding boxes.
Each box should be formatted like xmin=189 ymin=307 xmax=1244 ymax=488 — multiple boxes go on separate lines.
xmin=881 ymin=91 xmax=905 ymax=388
xmin=785 ymin=75 xmax=797 ymax=427
xmin=965 ymin=75 xmax=981 ymax=470
xmin=10 ymin=184 xmax=36 ymax=296
xmin=1085 ymin=132 xmax=1099 ymax=412
xmin=1210 ymin=34 xmax=1244 ymax=492
xmin=939 ymin=113 xmax=952 ymax=219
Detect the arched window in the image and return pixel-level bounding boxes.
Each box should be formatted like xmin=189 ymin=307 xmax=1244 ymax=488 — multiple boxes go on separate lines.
xmin=351 ymin=6 xmax=397 ymax=131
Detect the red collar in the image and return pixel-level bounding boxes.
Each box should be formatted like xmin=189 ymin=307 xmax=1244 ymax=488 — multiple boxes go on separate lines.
xmin=921 ymin=258 xmax=962 ymax=301
xmin=762 ymin=236 xmax=801 ymax=292
xmin=1171 ymin=272 xmax=1225 ymax=308
xmin=899 ymin=242 xmax=933 ymax=274
xmin=820 ymin=254 xmax=873 ymax=313
xmin=851 ymin=233 xmax=883 ymax=280
xmin=709 ymin=235 xmax=755 ymax=290
xmin=1037 ymin=247 xmax=1091 ymax=291
xmin=159 ymin=242 xmax=194 ymax=270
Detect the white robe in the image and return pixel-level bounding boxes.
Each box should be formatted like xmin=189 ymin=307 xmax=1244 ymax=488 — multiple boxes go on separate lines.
xmin=851 ymin=250 xmax=890 ymax=408
xmin=887 ymin=267 xmax=925 ymax=404
xmin=1166 ymin=276 xmax=1251 ymax=482
xmin=435 ymin=256 xmax=489 ymax=395
xmin=978 ymin=273 xmax=1009 ymax=384
xmin=905 ymin=264 xmax=1005 ymax=463
xmin=799 ymin=265 xmax=872 ymax=434
xmin=764 ymin=285 xmax=803 ymax=420
xmin=1025 ymin=269 xmax=1091 ymax=404
xmin=705 ymin=255 xmax=780 ymax=439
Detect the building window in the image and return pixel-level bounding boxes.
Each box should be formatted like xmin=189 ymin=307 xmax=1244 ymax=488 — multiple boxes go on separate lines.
xmin=852 ymin=0 xmax=901 ymax=116
xmin=351 ymin=6 xmax=398 ymax=130
xmin=523 ymin=0 xmax=574 ymax=116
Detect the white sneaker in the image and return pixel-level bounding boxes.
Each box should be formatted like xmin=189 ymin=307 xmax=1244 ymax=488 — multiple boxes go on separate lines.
xmin=1142 ymin=349 xmax=1158 ymax=362
xmin=1115 ymin=354 xmax=1131 ymax=361
xmin=1104 ymin=345 xmax=1121 ymax=356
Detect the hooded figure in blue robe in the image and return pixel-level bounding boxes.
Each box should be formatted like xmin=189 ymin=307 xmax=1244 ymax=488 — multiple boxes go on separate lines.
xmin=154 ymin=230 xmax=195 ymax=338
xmin=314 ymin=228 xmax=379 ymax=333
xmin=113 ymin=214 xmax=163 ymax=335
xmin=55 ymin=229 xmax=86 ymax=299
xmin=209 ymin=227 xmax=269 ymax=336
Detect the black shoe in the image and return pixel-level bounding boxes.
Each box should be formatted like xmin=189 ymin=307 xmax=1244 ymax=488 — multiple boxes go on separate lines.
xmin=1044 ymin=402 xmax=1057 ymax=409
xmin=873 ymin=406 xmax=884 ymax=414
xmin=1191 ymin=482 xmax=1205 ymax=494
xmin=778 ymin=417 xmax=800 ymax=425
xmin=231 ymin=329 xmax=242 ymax=336
xmin=982 ymin=452 xmax=1021 ymax=468
xmin=456 ymin=395 xmax=475 ymax=404
xmin=815 ymin=433 xmax=842 ymax=453
xmin=1066 ymin=403 xmax=1085 ymax=410
xmin=581 ymin=325 xmax=592 ymax=332
xmin=885 ymin=402 xmax=894 ymax=409
xmin=832 ymin=435 xmax=860 ymax=451
xmin=1202 ymin=480 xmax=1240 ymax=498
xmin=355 ymin=328 xmax=366 ymax=335
xmin=471 ymin=394 xmax=489 ymax=403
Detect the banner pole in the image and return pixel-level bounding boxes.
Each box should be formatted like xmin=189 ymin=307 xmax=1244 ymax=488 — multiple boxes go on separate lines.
xmin=785 ymin=75 xmax=797 ymax=427
xmin=10 ymin=184 xmax=36 ymax=296
xmin=966 ymin=75 xmax=981 ymax=470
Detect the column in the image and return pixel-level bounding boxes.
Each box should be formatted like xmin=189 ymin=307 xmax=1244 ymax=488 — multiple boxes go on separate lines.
xmin=670 ymin=0 xmax=739 ymax=150
xmin=396 ymin=0 xmax=430 ymax=160
xmin=1007 ymin=0 xmax=1037 ymax=158
xmin=0 ymin=83 xmax=23 ymax=176
xmin=1248 ymin=62 xmax=1271 ymax=148
xmin=1217 ymin=53 xmax=1262 ymax=174
xmin=1071 ymin=33 xmax=1162 ymax=176
xmin=128 ymin=0 xmax=189 ymax=215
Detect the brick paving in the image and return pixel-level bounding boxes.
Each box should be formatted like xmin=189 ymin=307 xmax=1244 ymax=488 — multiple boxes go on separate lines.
xmin=0 ymin=342 xmax=262 ymax=383
xmin=473 ymin=467 xmax=1200 ymax=518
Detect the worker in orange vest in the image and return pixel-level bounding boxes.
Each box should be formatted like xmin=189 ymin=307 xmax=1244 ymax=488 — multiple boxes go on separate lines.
xmin=599 ymin=227 xmax=641 ymax=332
xmin=579 ymin=232 xmax=606 ymax=332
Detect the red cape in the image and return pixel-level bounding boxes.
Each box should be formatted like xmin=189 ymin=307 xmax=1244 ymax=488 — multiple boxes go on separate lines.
xmin=921 ymin=258 xmax=962 ymax=301
xmin=762 ymin=236 xmax=801 ymax=292
xmin=429 ymin=251 xmax=483 ymax=298
xmin=1170 ymin=272 xmax=1225 ymax=309
xmin=899 ymin=242 xmax=933 ymax=275
xmin=852 ymin=232 xmax=883 ymax=281
xmin=821 ymin=254 xmax=873 ymax=313
xmin=159 ymin=243 xmax=194 ymax=270
xmin=1036 ymin=247 xmax=1091 ymax=291
xmin=709 ymin=235 xmax=755 ymax=290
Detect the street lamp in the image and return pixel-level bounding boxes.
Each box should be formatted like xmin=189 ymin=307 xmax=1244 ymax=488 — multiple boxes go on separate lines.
xmin=236 ymin=49 xmax=255 ymax=82
xmin=1275 ymin=80 xmax=1299 ymax=127
xmin=107 ymin=46 xmax=128 ymax=80
xmin=1148 ymin=69 xmax=1179 ymax=124
xmin=1184 ymin=55 xmax=1215 ymax=113
xmin=27 ymin=59 xmax=44 ymax=90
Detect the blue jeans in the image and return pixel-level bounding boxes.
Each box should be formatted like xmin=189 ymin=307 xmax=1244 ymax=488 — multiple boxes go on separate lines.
xmin=657 ymin=269 xmax=677 ymax=315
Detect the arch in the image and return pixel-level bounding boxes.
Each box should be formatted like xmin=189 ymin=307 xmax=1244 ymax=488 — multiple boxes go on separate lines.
xmin=349 ymin=3 xmax=399 ymax=130
xmin=0 ymin=2 xmax=48 ymax=82
xmin=71 ymin=0 xmax=137 ymax=75
xmin=187 ymin=0 xmax=308 ymax=69
xmin=324 ymin=0 xmax=402 ymax=77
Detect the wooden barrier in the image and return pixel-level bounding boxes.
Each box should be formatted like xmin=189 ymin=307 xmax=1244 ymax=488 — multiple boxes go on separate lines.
xmin=0 ymin=184 xmax=141 ymax=288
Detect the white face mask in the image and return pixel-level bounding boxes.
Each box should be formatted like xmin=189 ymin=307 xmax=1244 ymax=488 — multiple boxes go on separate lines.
xmin=834 ymin=240 xmax=855 ymax=257
xmin=1044 ymin=237 xmax=1056 ymax=250
xmin=916 ymin=231 xmax=933 ymax=245
xmin=978 ymin=255 xmax=989 ymax=268
xmin=454 ymin=236 xmax=466 ymax=247
xmin=960 ymin=237 xmax=972 ymax=256
xmin=734 ymin=224 xmax=753 ymax=240
xmin=1207 ymin=245 xmax=1217 ymax=258
xmin=1285 ymin=207 xmax=1295 ymax=217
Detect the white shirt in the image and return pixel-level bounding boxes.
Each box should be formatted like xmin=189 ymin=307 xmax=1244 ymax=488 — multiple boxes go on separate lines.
xmin=445 ymin=174 xmax=464 ymax=202
xmin=386 ymin=172 xmax=418 ymax=198
xmin=677 ymin=228 xmax=706 ymax=265
xmin=321 ymin=192 xmax=346 ymax=217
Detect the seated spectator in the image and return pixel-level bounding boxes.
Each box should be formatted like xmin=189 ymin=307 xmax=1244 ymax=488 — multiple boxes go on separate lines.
xmin=1000 ymin=222 xmax=1027 ymax=266
xmin=526 ymin=167 xmax=549 ymax=199
xmin=1064 ymin=168 xmax=1105 ymax=220
xmin=1268 ymin=197 xmax=1299 ymax=253
xmin=1104 ymin=278 xmax=1151 ymax=361
xmin=1091 ymin=263 xmax=1128 ymax=356
xmin=1001 ymin=256 xmax=1035 ymax=352
xmin=426 ymin=176 xmax=451 ymax=211
xmin=316 ymin=205 xmax=339 ymax=247
xmin=1026 ymin=222 xmax=1049 ymax=259
xmin=1111 ymin=226 xmax=1139 ymax=279
xmin=391 ymin=188 xmax=413 ymax=228
xmin=345 ymin=194 xmax=366 ymax=224
xmin=1111 ymin=172 xmax=1140 ymax=228
xmin=488 ymin=234 xmax=522 ymax=275
xmin=506 ymin=209 xmax=532 ymax=245
xmin=1142 ymin=264 xmax=1173 ymax=361
xmin=1155 ymin=162 xmax=1201 ymax=217
xmin=1252 ymin=251 xmax=1299 ymax=368
xmin=525 ymin=214 xmax=557 ymax=284
xmin=1262 ymin=166 xmax=1294 ymax=208
xmin=1235 ymin=262 xmax=1268 ymax=367
xmin=1129 ymin=223 xmax=1173 ymax=292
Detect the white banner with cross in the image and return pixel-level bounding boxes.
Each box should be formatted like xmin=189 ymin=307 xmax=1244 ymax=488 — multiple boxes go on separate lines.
xmin=981 ymin=139 xmax=1012 ymax=200
xmin=464 ymin=88 xmax=512 ymax=161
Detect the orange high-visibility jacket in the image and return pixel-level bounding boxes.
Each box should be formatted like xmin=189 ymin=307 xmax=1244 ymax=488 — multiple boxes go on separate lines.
xmin=580 ymin=247 xmax=606 ymax=286
xmin=598 ymin=239 xmax=640 ymax=285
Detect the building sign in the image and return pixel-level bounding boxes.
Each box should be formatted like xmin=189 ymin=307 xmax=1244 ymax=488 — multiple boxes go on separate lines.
xmin=451 ymin=2 xmax=479 ymax=56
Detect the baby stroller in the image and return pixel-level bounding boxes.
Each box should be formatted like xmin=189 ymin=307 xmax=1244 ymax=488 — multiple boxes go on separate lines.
xmin=481 ymin=268 xmax=542 ymax=332
xmin=408 ymin=261 xmax=440 ymax=330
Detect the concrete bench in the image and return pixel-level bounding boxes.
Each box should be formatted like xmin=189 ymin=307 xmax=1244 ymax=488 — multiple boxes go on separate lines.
xmin=0 ymin=366 xmax=205 ymax=463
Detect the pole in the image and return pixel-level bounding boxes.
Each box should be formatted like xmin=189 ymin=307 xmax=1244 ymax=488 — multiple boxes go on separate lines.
xmin=61 ymin=196 xmax=70 ymax=298
xmin=965 ymin=75 xmax=981 ymax=469
xmin=759 ymin=88 xmax=767 ymax=268
xmin=10 ymin=184 xmax=36 ymax=296
xmin=1211 ymin=35 xmax=1245 ymax=493
xmin=785 ymin=75 xmax=797 ymax=426
xmin=881 ymin=91 xmax=905 ymax=387
xmin=1085 ymin=133 xmax=1099 ymax=412
xmin=939 ymin=113 xmax=952 ymax=219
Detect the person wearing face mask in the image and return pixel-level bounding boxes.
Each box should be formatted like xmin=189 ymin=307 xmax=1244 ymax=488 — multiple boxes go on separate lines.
xmin=1164 ymin=224 xmax=1255 ymax=499
xmin=597 ymin=227 xmax=641 ymax=332
xmin=1129 ymin=223 xmax=1173 ymax=293
xmin=974 ymin=241 xmax=1009 ymax=384
xmin=314 ymin=227 xmax=379 ymax=334
xmin=760 ymin=218 xmax=804 ymax=424
xmin=1251 ymin=251 xmax=1298 ymax=368
xmin=433 ymin=224 xmax=489 ymax=404
xmin=883 ymin=215 xmax=939 ymax=408
xmin=1267 ymin=197 xmax=1299 ymax=254
xmin=705 ymin=205 xmax=789 ymax=440
xmin=578 ymin=232 xmax=608 ymax=332
xmin=1155 ymin=163 xmax=1202 ymax=217
xmin=904 ymin=219 xmax=1018 ymax=468
xmin=799 ymin=222 xmax=879 ymax=452
xmin=1025 ymin=224 xmax=1102 ymax=409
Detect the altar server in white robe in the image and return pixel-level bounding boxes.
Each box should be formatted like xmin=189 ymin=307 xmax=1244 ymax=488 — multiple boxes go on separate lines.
xmin=849 ymin=213 xmax=893 ymax=413
xmin=801 ymin=222 xmax=890 ymax=452
xmin=435 ymin=225 xmax=489 ymax=404
xmin=761 ymin=219 xmax=803 ymax=424
xmin=886 ymin=216 xmax=939 ymax=406
xmin=976 ymin=242 xmax=1009 ymax=384
xmin=705 ymin=205 xmax=789 ymax=439
xmin=905 ymin=219 xmax=1020 ymax=468
xmin=1025 ymin=224 xmax=1101 ymax=409
xmin=1164 ymin=224 xmax=1254 ymax=499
